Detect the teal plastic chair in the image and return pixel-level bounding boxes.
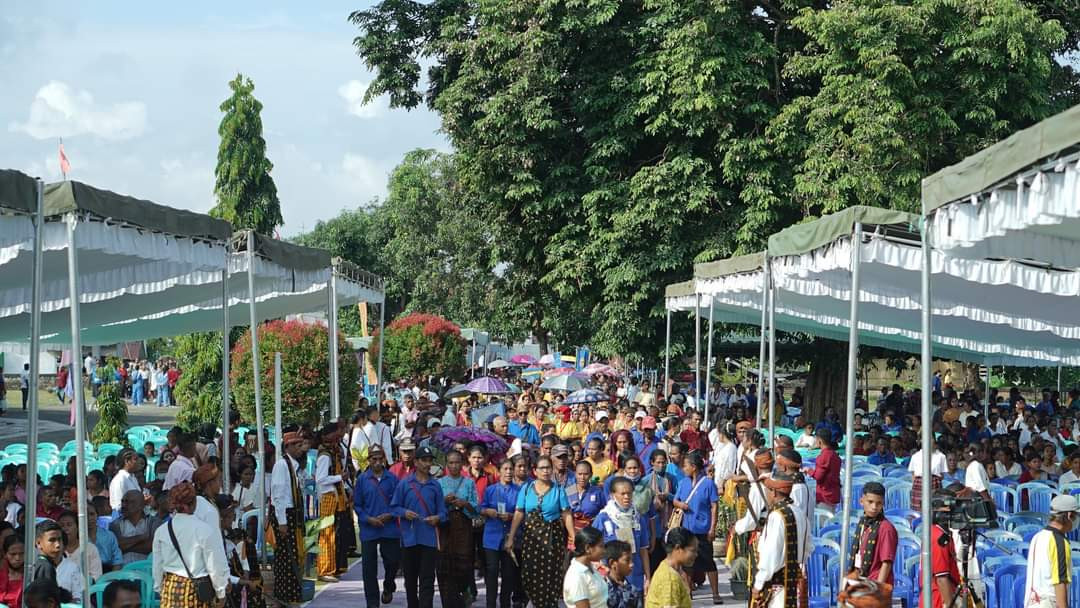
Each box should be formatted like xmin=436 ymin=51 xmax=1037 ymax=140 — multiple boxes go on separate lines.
xmin=123 ymin=558 xmax=153 ymax=576
xmin=97 ymin=443 xmax=125 ymax=457
xmin=96 ymin=570 xmax=154 ymax=608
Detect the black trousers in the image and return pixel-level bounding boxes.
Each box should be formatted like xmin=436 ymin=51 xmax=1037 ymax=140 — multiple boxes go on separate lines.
xmin=484 ymin=549 xmax=522 ymax=608
xmin=401 ymin=544 xmax=438 ymax=608
xmin=336 ymin=510 xmax=357 ymax=570
xmin=20 ymin=388 xmax=28 ymax=409
xmin=361 ymin=538 xmax=400 ymax=608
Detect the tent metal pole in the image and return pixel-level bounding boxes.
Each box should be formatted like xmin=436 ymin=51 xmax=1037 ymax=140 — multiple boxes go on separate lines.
xmin=275 ymin=352 xmax=283 ymax=464
xmin=1058 ymin=365 xmax=1062 ymax=393
xmin=471 ymin=337 xmax=477 ymax=379
xmin=694 ymin=293 xmax=701 ymax=403
xmin=329 ymin=272 xmax=340 ymax=421
xmin=247 ymin=232 xmax=268 ymax=560
xmin=65 ymin=213 xmax=91 ymax=608
xmin=838 ymin=222 xmax=863 ymax=581
xmin=221 ymin=253 xmax=231 ymax=491
xmin=705 ymin=301 xmax=715 ymax=423
xmin=376 ymin=300 xmax=385 ymax=397
xmin=920 ymin=214 xmax=933 ymax=608
xmin=767 ymin=261 xmax=776 ymax=443
xmin=757 ymin=257 xmax=768 ymax=415
xmin=22 ymin=180 xmax=45 ymax=583
xmin=663 ymin=309 xmax=671 ymax=398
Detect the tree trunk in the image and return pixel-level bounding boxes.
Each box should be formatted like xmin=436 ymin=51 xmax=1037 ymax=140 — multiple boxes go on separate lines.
xmin=802 ymin=339 xmax=848 ymax=424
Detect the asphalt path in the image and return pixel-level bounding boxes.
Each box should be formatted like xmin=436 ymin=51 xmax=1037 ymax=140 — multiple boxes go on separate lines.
xmin=0 ymin=388 xmax=178 ymax=450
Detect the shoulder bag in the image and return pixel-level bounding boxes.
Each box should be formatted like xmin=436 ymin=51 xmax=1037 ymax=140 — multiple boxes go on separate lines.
xmin=167 ymin=520 xmax=216 ymax=602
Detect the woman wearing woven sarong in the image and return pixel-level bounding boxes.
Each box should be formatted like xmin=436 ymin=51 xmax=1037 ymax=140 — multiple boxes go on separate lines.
xmin=315 ymin=425 xmax=347 ymax=582
xmin=505 ymin=455 xmax=575 ymax=608
xmin=437 ymin=450 xmax=479 ymax=608
xmin=152 ymin=483 xmax=228 ymax=608
xmin=908 ymin=436 xmax=948 ymax=512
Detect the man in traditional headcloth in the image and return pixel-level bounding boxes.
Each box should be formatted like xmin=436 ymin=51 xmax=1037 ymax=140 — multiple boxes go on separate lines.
xmin=751 ymin=472 xmax=809 ymax=608
xmin=270 ymin=432 xmax=306 ymax=606
xmin=315 ymin=425 xmax=346 ymax=582
xmin=735 ymin=448 xmax=775 ymax=535
xmin=775 ymin=449 xmax=815 ymax=525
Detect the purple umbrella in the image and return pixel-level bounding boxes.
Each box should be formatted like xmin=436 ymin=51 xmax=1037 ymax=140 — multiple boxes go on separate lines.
xmin=563 ymin=388 xmax=608 ymax=405
xmin=465 ymin=376 xmax=514 ymax=395
xmin=510 ymin=354 xmax=537 ymax=366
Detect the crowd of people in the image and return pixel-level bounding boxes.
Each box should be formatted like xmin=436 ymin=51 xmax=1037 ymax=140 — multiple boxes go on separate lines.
xmin=0 ymin=369 xmax=1076 ymax=608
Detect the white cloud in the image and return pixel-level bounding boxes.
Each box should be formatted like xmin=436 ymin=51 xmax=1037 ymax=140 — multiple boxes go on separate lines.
xmin=338 ymin=80 xmax=384 ymax=119
xmin=9 ymin=81 xmax=148 ymax=141
xmin=341 ymin=153 xmax=384 ymax=194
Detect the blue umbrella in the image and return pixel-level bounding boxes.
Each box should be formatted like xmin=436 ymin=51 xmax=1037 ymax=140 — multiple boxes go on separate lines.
xmin=465 ymin=376 xmax=514 ymax=394
xmin=563 ymin=388 xmax=608 ymax=405
xmin=539 ymin=373 xmax=589 ymax=392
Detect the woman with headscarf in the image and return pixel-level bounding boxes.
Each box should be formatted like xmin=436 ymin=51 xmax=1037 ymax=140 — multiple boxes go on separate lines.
xmin=152 ymin=483 xmax=228 ymax=608
xmin=609 ymin=431 xmax=634 ymax=465
xmin=593 ymin=476 xmax=651 ymax=596
xmin=505 ymin=455 xmax=575 ymax=608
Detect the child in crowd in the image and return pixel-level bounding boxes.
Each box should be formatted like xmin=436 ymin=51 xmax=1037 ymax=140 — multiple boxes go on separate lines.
xmin=604 ymin=540 xmax=639 ymax=608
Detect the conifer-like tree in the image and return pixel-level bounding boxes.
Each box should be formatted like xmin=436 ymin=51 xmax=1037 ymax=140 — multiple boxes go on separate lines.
xmin=210 ymin=73 xmax=283 ymax=234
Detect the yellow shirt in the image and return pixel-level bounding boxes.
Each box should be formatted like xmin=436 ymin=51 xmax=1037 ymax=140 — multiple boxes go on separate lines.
xmin=557 ymin=421 xmax=588 ymax=441
xmin=645 ymin=560 xmax=691 ymax=608
xmin=587 ymin=457 xmax=616 ymax=483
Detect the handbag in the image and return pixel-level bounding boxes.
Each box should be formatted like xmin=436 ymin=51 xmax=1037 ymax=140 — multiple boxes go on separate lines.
xmin=669 ymin=475 xmax=708 ymax=530
xmin=167 ymin=520 xmax=217 ymax=603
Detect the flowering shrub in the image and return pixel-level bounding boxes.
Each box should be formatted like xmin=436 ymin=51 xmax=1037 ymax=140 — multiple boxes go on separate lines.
xmin=370 ymin=312 xmax=467 ymax=381
xmin=230 ymin=319 xmax=360 ymax=427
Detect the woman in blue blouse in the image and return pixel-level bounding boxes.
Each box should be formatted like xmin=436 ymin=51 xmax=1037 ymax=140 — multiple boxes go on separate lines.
xmin=592 ymin=476 xmax=650 ymax=595
xmin=480 ymin=460 xmax=522 ymax=608
xmin=437 ymin=450 xmax=479 ymax=608
xmin=567 ymin=461 xmax=606 ymax=532
xmin=505 ymin=455 xmax=575 ymax=608
xmin=672 ymin=452 xmax=721 ymax=604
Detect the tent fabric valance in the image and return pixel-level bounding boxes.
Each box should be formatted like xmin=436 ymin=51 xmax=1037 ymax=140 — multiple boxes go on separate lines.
xmin=767 ymin=205 xmax=917 ymax=259
xmin=44 ymin=180 xmax=232 ymax=241
xmin=923 ymin=104 xmax=1080 ymax=212
xmin=927 ymin=160 xmax=1080 ymax=268
xmin=664 ymin=280 xmax=696 ymax=299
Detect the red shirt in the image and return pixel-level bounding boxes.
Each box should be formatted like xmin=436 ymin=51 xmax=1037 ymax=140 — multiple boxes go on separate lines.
xmin=464 ymin=467 xmax=495 ymax=498
xmin=921 ymin=524 xmax=960 ymax=608
xmin=679 ymin=429 xmax=712 ymax=457
xmin=389 ymin=461 xmax=415 ymax=480
xmin=856 ymin=517 xmax=898 ymax=585
xmin=0 ymin=565 xmax=22 ymax=608
xmin=810 ymin=447 xmax=842 ymax=505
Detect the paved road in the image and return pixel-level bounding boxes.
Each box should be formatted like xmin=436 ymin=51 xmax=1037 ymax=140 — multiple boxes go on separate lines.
xmin=0 ymin=388 xmax=179 ymax=450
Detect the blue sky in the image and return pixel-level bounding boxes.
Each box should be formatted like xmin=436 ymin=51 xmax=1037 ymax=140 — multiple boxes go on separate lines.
xmin=1 ymin=1 xmax=447 ymax=235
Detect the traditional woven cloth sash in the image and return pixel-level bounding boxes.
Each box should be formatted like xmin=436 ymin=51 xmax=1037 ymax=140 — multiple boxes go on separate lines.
xmin=320 ymin=448 xmax=347 ymax=504
xmin=849 ymin=515 xmax=882 ymax=576
xmin=765 ymin=501 xmax=800 ymax=608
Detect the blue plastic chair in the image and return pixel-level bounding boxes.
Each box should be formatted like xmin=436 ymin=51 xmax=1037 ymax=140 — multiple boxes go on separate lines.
xmin=1014 ymin=524 xmax=1042 ymax=542
xmin=96 ymin=570 xmax=153 ymax=608
xmin=886 ymin=483 xmax=911 ymax=511
xmin=995 ymin=564 xmax=1026 ymax=608
xmin=990 ymin=483 xmax=1018 ymax=514
xmin=807 ymin=544 xmax=837 ymax=607
xmin=1018 ymin=481 xmax=1055 ymax=513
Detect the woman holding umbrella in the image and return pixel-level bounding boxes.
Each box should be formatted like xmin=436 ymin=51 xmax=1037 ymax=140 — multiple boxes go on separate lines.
xmin=505 ymin=455 xmax=575 ymax=608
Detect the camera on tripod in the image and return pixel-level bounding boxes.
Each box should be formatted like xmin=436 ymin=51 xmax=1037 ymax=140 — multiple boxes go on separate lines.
xmin=931 ymin=493 xmax=998 ymax=531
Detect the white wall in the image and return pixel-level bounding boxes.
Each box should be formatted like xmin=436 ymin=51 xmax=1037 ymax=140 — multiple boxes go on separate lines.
xmin=0 ymin=342 xmax=59 ymax=374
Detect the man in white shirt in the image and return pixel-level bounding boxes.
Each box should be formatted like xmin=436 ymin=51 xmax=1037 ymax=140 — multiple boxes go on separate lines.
xmin=271 ymin=431 xmax=306 ymax=606
xmin=752 ymin=473 xmax=808 ymax=608
xmin=964 ymin=444 xmax=991 ymax=500
xmin=162 ymin=434 xmax=197 ymax=491
xmin=356 ymin=405 xmax=394 ymax=467
xmin=735 ymin=449 xmax=774 ymax=535
xmin=19 ymin=363 xmax=30 ymax=411
xmin=1059 ymin=455 xmax=1080 ymax=487
xmin=1024 ymin=495 xmax=1078 ymax=608
xmin=108 ymin=450 xmax=143 ymax=513
xmin=315 ymin=426 xmax=346 ymax=582
xmin=1041 ymin=421 xmax=1067 ymax=462
xmin=151 ymin=485 xmax=228 ymax=602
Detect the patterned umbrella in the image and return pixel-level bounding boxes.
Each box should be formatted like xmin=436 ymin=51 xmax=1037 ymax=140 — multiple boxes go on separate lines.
xmin=444 ymin=383 xmax=471 ymax=399
xmin=563 ymin=388 xmax=608 ymax=405
xmin=537 ymin=354 xmax=555 ymax=367
xmin=539 ymin=373 xmax=589 ymax=392
xmin=464 ymin=376 xmax=514 ymax=394
xmin=584 ymin=363 xmax=618 ymax=376
xmin=544 ymin=367 xmax=576 ymax=378
xmin=510 ymin=354 xmax=537 ymax=366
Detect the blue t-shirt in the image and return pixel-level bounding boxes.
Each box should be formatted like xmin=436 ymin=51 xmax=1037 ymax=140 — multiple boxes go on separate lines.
xmin=515 ymin=481 xmax=570 ymax=522
xmin=390 ymin=474 xmax=447 ymax=548
xmin=480 ymin=482 xmax=520 ymax=550
xmin=593 ymin=509 xmax=649 ymax=591
xmin=674 ymin=475 xmax=718 ymax=535
xmin=867 ymin=451 xmax=896 ymax=466
xmin=567 ymin=485 xmax=605 ymax=519
xmin=508 ymin=421 xmax=540 ymax=446
xmin=354 ymin=469 xmax=401 ymax=541
xmin=93 ymin=527 xmax=123 ymax=567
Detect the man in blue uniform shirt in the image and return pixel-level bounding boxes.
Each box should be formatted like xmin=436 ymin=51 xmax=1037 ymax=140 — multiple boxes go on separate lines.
xmin=354 ymin=445 xmax=400 ymax=608
xmin=390 ymin=446 xmax=446 ymax=608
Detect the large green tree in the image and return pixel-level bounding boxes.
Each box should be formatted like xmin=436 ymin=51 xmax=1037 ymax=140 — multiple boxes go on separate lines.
xmin=209 ymin=74 xmax=283 ymax=234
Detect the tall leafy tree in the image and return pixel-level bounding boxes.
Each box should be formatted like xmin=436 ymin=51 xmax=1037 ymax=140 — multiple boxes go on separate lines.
xmin=209 ymin=74 xmax=283 ymax=235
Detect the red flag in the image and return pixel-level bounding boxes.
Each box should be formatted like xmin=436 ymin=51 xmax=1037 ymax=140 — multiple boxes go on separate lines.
xmin=58 ymin=139 xmax=71 ymax=177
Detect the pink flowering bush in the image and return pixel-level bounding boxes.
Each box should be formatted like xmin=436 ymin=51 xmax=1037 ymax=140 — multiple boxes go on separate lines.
xmin=231 ymin=319 xmax=360 ymax=426
xmin=371 ymin=312 xmax=466 ymax=381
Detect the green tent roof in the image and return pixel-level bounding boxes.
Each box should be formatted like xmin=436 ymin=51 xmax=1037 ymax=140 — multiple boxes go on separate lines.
xmin=234 ymin=230 xmax=330 ymax=271
xmin=767 ymin=205 xmax=917 ymax=258
xmin=695 ymin=252 xmax=764 ymax=279
xmin=923 ymin=103 xmax=1080 ymax=211
xmin=0 ymin=170 xmax=37 ymax=214
xmin=45 ymin=180 xmax=232 ymax=241
xmin=664 ymin=280 xmax=696 ymax=299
